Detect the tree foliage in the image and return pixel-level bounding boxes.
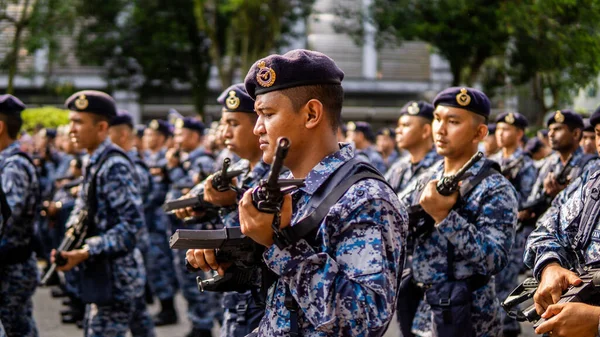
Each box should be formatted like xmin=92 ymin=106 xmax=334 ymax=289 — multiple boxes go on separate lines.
xmin=21 ymin=106 xmax=69 ymax=131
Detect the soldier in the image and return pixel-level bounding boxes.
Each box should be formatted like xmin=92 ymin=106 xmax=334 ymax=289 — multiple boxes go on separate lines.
xmin=400 ymin=87 xmax=518 ymax=337
xmin=108 ymin=111 xmax=156 ymax=337
xmin=181 ymin=83 xmax=268 ymax=337
xmin=188 ymin=49 xmax=407 ymax=336
xmin=345 ymin=121 xmax=387 ymax=173
xmin=525 ymin=137 xmax=553 ymax=168
xmin=376 ymin=127 xmax=400 ymax=171
xmin=581 ymin=118 xmax=597 ymax=155
xmin=523 ymin=110 xmax=598 ymax=222
xmin=489 ymin=112 xmax=537 ymax=337
xmin=51 ymin=90 xmax=147 ymax=337
xmin=142 ymin=119 xmax=180 ymax=326
xmin=385 ymin=100 xmax=440 ymax=194
xmin=483 ymin=123 xmax=499 ymax=157
xmin=523 ymin=106 xmax=600 ymax=337
xmin=0 ymin=94 xmax=40 ymax=337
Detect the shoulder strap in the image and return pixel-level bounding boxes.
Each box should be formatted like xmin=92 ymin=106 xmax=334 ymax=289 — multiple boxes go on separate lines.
xmin=279 ymin=157 xmax=389 ymax=245
xmin=579 ymin=154 xmax=598 ymax=168
xmin=574 ymin=171 xmax=600 ymax=253
xmin=458 ymin=159 xmax=500 ymax=198
xmin=0 ymin=151 xmax=40 ymax=220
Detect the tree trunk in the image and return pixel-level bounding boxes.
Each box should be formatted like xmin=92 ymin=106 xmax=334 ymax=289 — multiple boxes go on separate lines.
xmin=7 ymin=0 xmax=32 ymax=94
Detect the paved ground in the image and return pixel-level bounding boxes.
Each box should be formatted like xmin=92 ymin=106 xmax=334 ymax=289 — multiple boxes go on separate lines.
xmin=32 ymin=286 xmax=536 ymax=337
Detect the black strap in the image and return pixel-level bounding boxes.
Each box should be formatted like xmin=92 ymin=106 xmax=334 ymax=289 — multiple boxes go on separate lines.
xmin=575 ymin=173 xmax=600 ymax=253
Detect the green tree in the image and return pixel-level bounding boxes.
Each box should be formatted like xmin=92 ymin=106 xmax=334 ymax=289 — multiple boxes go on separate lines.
xmin=21 ymin=106 xmax=69 ymax=131
xmin=193 ymin=0 xmax=315 ymax=88
xmin=0 ymin=0 xmax=77 ymax=93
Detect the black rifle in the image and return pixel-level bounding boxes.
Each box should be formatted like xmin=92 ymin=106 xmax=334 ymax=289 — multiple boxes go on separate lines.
xmin=407 ymin=151 xmax=484 ymax=239
xmin=211 ymin=158 xmax=245 ymax=192
xmin=502 ymin=268 xmax=600 ymax=328
xmin=501 ymin=156 xmax=525 ymax=181
xmin=40 ymin=209 xmax=89 ymax=286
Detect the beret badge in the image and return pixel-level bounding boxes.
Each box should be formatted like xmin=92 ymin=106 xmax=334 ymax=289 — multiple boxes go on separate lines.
xmin=407 ymin=102 xmax=420 ymax=115
xmin=256 ymin=60 xmax=276 ymax=88
xmin=505 ymin=113 xmax=515 ymax=124
xmin=456 ymin=88 xmax=471 ymax=107
xmin=75 ymin=94 xmax=89 ymax=110
xmin=225 ymin=90 xmax=241 ymax=110
xmin=175 ymin=118 xmax=184 ymax=129
xmin=382 ymin=129 xmax=390 ymax=136
xmin=347 ymin=121 xmax=356 ymax=131
xmin=555 ymin=110 xmax=565 ymax=123
xmin=150 ymin=120 xmax=159 ymax=130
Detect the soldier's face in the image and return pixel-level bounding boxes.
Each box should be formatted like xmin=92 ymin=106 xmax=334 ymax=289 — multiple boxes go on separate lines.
xmin=581 ymin=131 xmax=597 ymax=155
xmin=175 ymin=128 xmax=201 ymax=152
xmin=548 ymin=123 xmax=577 ymax=151
xmin=432 ymin=106 xmax=485 ymax=157
xmin=68 ymin=111 xmax=104 ymax=152
xmin=395 ymin=115 xmax=428 ymax=150
xmin=222 ymin=112 xmax=260 ymax=161
xmin=253 ymin=91 xmax=305 ymax=165
xmin=143 ymin=128 xmax=165 ymax=150
xmin=594 ymin=125 xmax=600 ymax=154
xmin=495 ymin=122 xmax=521 ymax=148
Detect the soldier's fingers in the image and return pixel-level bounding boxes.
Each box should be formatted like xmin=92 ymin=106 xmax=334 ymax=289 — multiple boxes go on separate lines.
xmin=565 ymin=273 xmax=582 ymax=287
xmin=186 ymin=249 xmax=198 ymax=268
xmin=541 ymin=303 xmax=565 ymax=319
xmin=203 ymin=249 xmax=219 ymax=271
xmin=217 ymin=262 xmax=232 ymax=276
xmin=534 ymin=315 xmax=556 ymax=335
xmin=192 ymin=249 xmax=210 ymax=272
xmin=50 ymin=249 xmax=56 ymax=263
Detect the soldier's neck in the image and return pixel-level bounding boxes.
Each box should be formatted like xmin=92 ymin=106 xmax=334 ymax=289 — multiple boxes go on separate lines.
xmin=502 ymin=144 xmax=518 ymax=158
xmin=559 ymin=144 xmax=579 ymax=163
xmin=0 ymin=137 xmax=14 ymax=152
xmin=444 ymin=149 xmax=478 ymax=175
xmin=408 ymin=143 xmax=432 ymax=164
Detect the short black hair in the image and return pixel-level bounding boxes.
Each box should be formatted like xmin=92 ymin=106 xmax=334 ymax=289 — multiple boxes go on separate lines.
xmin=280 ymin=84 xmax=344 ymax=131
xmin=0 ymin=113 xmax=23 ymax=139
xmin=91 ymin=113 xmax=110 ymax=125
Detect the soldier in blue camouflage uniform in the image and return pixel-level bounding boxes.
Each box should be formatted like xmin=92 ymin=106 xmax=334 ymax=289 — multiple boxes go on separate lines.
xmin=523 ymin=110 xmax=599 ymax=223
xmin=385 ymin=100 xmax=441 ymax=194
xmin=376 ymin=127 xmax=401 ymax=171
xmin=143 ymin=119 xmax=180 ymax=326
xmin=180 ymin=83 xmax=269 ymax=337
xmin=166 ymin=117 xmax=219 ymax=337
xmin=51 ymin=90 xmax=149 ymax=337
xmin=345 ymin=121 xmax=388 ymax=173
xmin=0 ymin=94 xmax=41 ymax=337
xmin=522 ymin=107 xmax=600 ymax=337
xmin=108 ymin=110 xmax=156 ymax=337
xmin=188 ymin=49 xmax=408 ymax=336
xmin=483 ymin=123 xmax=499 ymax=157
xmin=489 ymin=111 xmax=537 ymax=337
xmin=581 ymin=118 xmax=597 ymax=155
xmin=400 ymin=87 xmax=518 ymax=337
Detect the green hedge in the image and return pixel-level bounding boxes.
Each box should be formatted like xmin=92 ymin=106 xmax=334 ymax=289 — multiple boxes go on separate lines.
xmin=21 ymin=106 xmax=70 ymax=132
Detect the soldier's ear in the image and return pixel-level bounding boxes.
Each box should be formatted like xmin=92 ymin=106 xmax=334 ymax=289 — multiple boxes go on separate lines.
xmin=474 ymin=124 xmax=488 ymax=143
xmin=304 ymin=99 xmax=324 ymax=130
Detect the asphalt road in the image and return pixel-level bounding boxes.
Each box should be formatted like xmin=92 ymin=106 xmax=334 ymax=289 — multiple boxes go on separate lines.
xmin=32 ymin=286 xmax=536 ymax=337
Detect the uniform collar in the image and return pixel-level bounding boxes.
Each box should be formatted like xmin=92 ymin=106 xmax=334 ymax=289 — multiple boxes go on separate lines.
xmin=0 ymin=141 xmax=21 ymax=164
xmin=87 ymin=138 xmax=113 ymax=166
xmin=297 ymin=143 xmax=354 ymax=195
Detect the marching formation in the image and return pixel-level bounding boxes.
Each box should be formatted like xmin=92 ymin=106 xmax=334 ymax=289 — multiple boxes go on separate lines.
xmin=1 ymin=49 xmax=600 ymax=337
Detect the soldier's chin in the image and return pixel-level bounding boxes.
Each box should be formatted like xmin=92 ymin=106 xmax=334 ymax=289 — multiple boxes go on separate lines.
xmin=262 ymin=149 xmax=275 ymax=165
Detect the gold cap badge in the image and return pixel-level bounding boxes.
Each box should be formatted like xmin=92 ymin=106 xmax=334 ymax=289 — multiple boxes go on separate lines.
xmin=150 ymin=120 xmax=159 ymax=130
xmin=256 ymin=60 xmax=276 ymax=88
xmin=407 ymin=102 xmax=420 ymax=115
xmin=382 ymin=129 xmax=390 ymax=136
xmin=75 ymin=94 xmax=89 ymax=110
xmin=555 ymin=110 xmax=565 ymax=123
xmin=175 ymin=118 xmax=184 ymax=129
xmin=505 ymin=113 xmax=515 ymax=124
xmin=456 ymin=88 xmax=471 ymax=107
xmin=347 ymin=121 xmax=356 ymax=131
xmin=225 ymin=90 xmax=241 ymax=110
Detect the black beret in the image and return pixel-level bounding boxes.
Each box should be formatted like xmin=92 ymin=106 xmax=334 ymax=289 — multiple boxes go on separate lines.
xmin=487 ymin=123 xmax=496 ymax=135
xmin=65 ymin=90 xmax=117 ymax=119
xmin=148 ymin=119 xmax=172 ymax=137
xmin=217 ymin=83 xmax=255 ymax=113
xmin=400 ymin=100 xmax=435 ymax=121
xmin=41 ymin=128 xmax=57 ymax=139
xmin=525 ymin=137 xmax=544 ymax=155
xmin=109 ymin=110 xmax=134 ymax=128
xmin=175 ymin=117 xmax=205 ymax=134
xmin=433 ymin=87 xmax=491 ymax=119
xmin=538 ymin=129 xmax=548 ymax=137
xmin=589 ymin=106 xmax=600 ymax=128
xmin=244 ymin=49 xmax=344 ymax=100
xmin=583 ymin=118 xmax=594 ymax=132
xmin=135 ymin=124 xmax=146 ymax=138
xmin=546 ymin=109 xmax=584 ymax=129
xmin=0 ymin=94 xmax=26 ymax=116
xmin=377 ymin=127 xmax=395 ymax=138
xmin=494 ymin=112 xmax=528 ymax=129
xmin=347 ymin=121 xmax=375 ymax=141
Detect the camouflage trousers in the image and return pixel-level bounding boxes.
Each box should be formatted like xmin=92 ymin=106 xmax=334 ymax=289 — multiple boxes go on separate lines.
xmin=220 ymin=291 xmax=264 ymax=337
xmin=146 ymin=232 xmax=179 ymax=301
xmin=0 ymin=257 xmax=39 ymax=337
xmin=83 ymin=297 xmax=155 ymax=337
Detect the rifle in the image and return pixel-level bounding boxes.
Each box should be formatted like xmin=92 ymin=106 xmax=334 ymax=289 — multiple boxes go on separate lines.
xmin=40 ymin=209 xmax=89 ymax=286
xmin=502 ymin=268 xmax=600 ymax=328
xmin=501 ymin=156 xmax=525 ymax=181
xmin=211 ymin=157 xmax=245 ymax=192
xmin=407 ymin=151 xmax=484 ymax=239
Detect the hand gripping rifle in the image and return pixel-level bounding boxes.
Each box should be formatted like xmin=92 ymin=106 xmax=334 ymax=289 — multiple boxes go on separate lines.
xmin=502 ymin=268 xmax=600 ymax=329
xmin=407 ymin=151 xmax=484 ymax=239
xmin=40 ymin=209 xmax=89 ymax=286
xmin=162 ymin=157 xmax=244 ymax=213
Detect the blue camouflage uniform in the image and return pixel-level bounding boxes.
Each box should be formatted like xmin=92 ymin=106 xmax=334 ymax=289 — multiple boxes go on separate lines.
xmin=385 ymin=148 xmax=441 ymax=194
xmin=66 ymin=137 xmax=148 ymax=336
xmin=0 ymin=141 xmax=40 ymax=337
xmin=143 ymin=147 xmax=179 ymax=302
xmin=356 ymin=145 xmax=387 ymax=174
xmin=490 ymin=146 xmax=537 ymax=334
xmin=255 ymin=144 xmax=407 ymax=336
xmin=167 ymin=143 xmax=221 ymax=332
xmin=401 ymin=159 xmax=518 ymax=337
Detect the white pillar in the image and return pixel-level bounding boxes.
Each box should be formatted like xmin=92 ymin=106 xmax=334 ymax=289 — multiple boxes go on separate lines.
xmin=362 ymin=0 xmax=377 ymax=79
